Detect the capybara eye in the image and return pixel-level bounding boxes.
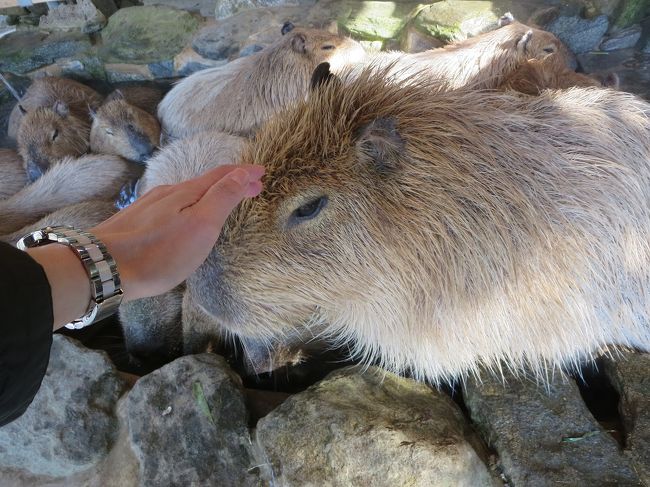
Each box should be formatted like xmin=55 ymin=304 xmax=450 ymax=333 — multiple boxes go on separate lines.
xmin=51 ymin=129 xmax=59 ymax=141
xmin=291 ymin=196 xmax=328 ymax=225
xmin=321 ymin=45 xmax=336 ymax=51
xmin=127 ymin=123 xmax=135 ymax=132
xmin=105 ymin=129 xmax=114 ymax=136
xmin=543 ymin=46 xmax=555 ymax=53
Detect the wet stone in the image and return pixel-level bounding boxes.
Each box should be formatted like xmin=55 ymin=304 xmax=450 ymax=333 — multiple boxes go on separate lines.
xmin=463 ymin=370 xmax=642 ymax=486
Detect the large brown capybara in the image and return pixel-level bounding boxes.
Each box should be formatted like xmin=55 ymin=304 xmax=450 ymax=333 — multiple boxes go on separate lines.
xmin=184 ymin=68 xmax=650 ymax=383
xmin=8 ymin=77 xmax=103 ymax=181
xmin=157 ymin=22 xmax=366 ymax=140
xmin=90 ymin=89 xmax=162 ymax=164
xmin=353 ymin=15 xmax=575 ymax=91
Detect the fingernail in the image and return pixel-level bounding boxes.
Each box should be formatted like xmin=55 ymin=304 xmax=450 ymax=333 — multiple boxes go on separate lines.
xmin=229 ymin=168 xmax=249 ymax=186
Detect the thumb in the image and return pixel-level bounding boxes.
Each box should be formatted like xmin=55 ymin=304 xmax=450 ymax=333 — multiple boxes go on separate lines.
xmin=191 ymin=168 xmax=263 ymax=229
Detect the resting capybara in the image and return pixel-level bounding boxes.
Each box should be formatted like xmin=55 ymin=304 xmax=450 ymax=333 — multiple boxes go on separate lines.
xmin=0 ymin=149 xmax=28 ymax=200
xmin=158 ymin=23 xmax=366 ymax=139
xmin=499 ymin=55 xmax=619 ymax=94
xmin=353 ymin=16 xmax=575 ymax=90
xmin=90 ymin=89 xmax=162 ymax=164
xmin=0 ymin=154 xmax=141 ymax=234
xmin=107 ymin=86 xmax=164 ymax=115
xmin=118 ymin=131 xmax=245 ymax=360
xmin=184 ymin=68 xmax=650 ymax=383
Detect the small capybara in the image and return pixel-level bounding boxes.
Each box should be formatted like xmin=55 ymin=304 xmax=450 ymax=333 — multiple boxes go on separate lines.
xmin=158 ymin=23 xmax=366 ymax=139
xmin=0 ymin=154 xmax=141 ymax=234
xmin=0 ymin=149 xmax=28 ymax=200
xmin=9 ymin=77 xmax=103 ymax=181
xmin=352 ymin=16 xmax=575 ymax=90
xmin=90 ymin=89 xmax=162 ymax=164
xmin=118 ymin=131 xmax=245 ymax=361
xmin=183 ymin=68 xmax=650 ymax=383
xmin=499 ymin=55 xmax=619 ymax=94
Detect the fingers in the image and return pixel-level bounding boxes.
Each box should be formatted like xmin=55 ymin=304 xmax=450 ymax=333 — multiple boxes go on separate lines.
xmin=189 ymin=167 xmax=264 ymax=230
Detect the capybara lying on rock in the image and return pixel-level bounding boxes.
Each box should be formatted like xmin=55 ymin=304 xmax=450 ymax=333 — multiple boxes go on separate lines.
xmin=185 ymin=68 xmax=650 ymax=382
xmin=158 ymin=23 xmax=365 ymax=139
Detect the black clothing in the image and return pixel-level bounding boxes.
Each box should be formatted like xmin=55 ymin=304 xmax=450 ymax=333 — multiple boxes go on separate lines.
xmin=0 ymin=242 xmax=53 ymax=427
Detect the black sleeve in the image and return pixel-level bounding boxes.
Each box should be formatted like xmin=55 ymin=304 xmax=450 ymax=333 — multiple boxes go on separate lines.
xmin=0 ymin=241 xmax=53 ymax=427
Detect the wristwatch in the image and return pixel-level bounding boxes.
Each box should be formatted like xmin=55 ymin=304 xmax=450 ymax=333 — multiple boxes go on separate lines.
xmin=17 ymin=226 xmax=123 ymax=330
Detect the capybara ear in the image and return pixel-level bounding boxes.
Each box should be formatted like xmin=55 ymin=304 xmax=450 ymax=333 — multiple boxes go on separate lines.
xmin=310 ymin=62 xmax=335 ymax=91
xmin=18 ymin=104 xmax=27 ymax=115
xmin=602 ymin=72 xmax=620 ymax=89
xmin=356 ymin=117 xmax=405 ymax=172
xmin=107 ymin=89 xmax=125 ymax=102
xmin=498 ymin=12 xmax=515 ymax=27
xmin=517 ymin=30 xmax=533 ymax=54
xmin=291 ymin=33 xmax=307 ymax=54
xmin=53 ymin=100 xmax=69 ymax=117
xmin=281 ymin=21 xmax=295 ymax=35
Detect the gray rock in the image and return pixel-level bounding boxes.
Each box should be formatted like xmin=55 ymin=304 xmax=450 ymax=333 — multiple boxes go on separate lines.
xmin=645 ymin=40 xmax=650 ymax=54
xmin=99 ymin=6 xmax=200 ymax=65
xmin=0 ymin=30 xmax=94 ymax=75
xmin=122 ymin=354 xmax=263 ymax=486
xmin=143 ymin=0 xmax=217 ymax=18
xmin=39 ymin=0 xmax=107 ymax=34
xmin=603 ymin=352 xmax=650 ymax=484
xmin=214 ymin=0 xmax=299 ymax=20
xmin=600 ymin=24 xmax=642 ymax=51
xmin=546 ymin=14 xmax=609 ymax=54
xmin=400 ymin=24 xmax=443 ymax=53
xmin=463 ymin=371 xmax=642 ymax=486
xmin=91 ymin=0 xmax=119 ymax=18
xmin=256 ymin=367 xmax=496 ymax=486
xmin=239 ymin=43 xmax=264 ymax=57
xmin=192 ymin=23 xmax=241 ymax=60
xmin=0 ymin=335 xmax=125 ymax=477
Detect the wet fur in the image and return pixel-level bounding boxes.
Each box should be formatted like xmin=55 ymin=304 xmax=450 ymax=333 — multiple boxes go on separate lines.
xmin=158 ymin=27 xmax=365 ymax=139
xmin=187 ymin=70 xmax=650 ymax=384
xmin=0 ymin=154 xmax=141 ymax=234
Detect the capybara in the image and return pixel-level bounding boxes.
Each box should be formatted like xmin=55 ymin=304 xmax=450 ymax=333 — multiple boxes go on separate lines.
xmin=1 ymin=200 xmax=117 ymax=246
xmin=352 ymin=17 xmax=575 ymax=90
xmin=118 ymin=131 xmax=245 ymax=361
xmin=183 ymin=69 xmax=650 ymax=383
xmin=499 ymin=55 xmax=619 ymax=94
xmin=90 ymin=89 xmax=162 ymax=164
xmin=8 ymin=77 xmax=103 ymax=180
xmin=157 ymin=23 xmax=366 ymax=139
xmin=0 ymin=154 xmax=141 ymax=234
xmin=0 ymin=149 xmax=28 ymax=200
xmin=107 ymin=86 xmax=164 ymax=115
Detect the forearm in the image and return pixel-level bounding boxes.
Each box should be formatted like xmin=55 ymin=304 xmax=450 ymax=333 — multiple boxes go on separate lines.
xmin=26 ymin=244 xmax=91 ymax=330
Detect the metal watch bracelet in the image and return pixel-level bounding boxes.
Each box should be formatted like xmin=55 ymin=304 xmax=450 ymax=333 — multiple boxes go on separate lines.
xmin=17 ymin=226 xmax=123 ymax=330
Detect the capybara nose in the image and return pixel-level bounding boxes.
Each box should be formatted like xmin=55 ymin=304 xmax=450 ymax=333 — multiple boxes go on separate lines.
xmin=26 ymin=161 xmax=44 ymax=182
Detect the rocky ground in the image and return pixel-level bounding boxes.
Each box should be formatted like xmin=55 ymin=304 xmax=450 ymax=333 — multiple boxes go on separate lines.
xmin=1 ymin=0 xmax=650 ymax=486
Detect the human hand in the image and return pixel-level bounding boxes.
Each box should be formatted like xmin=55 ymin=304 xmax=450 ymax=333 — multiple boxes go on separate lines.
xmin=91 ymin=165 xmax=264 ymax=302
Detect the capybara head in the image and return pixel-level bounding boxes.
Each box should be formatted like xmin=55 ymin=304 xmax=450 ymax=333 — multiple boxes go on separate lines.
xmin=90 ymin=91 xmax=161 ymax=164
xmin=17 ymin=101 xmax=90 ymax=182
xmin=186 ymin=67 xmax=650 ymax=382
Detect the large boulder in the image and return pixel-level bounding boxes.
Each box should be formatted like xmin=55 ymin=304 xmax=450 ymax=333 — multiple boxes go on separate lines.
xmin=121 ymin=354 xmax=264 ymax=486
xmin=0 ymin=335 xmax=125 ymax=477
xmin=546 ymin=14 xmax=609 ymax=54
xmin=38 ymin=0 xmax=107 ymax=34
xmin=256 ymin=366 xmax=496 ymax=486
xmin=464 ymin=370 xmax=642 ymax=486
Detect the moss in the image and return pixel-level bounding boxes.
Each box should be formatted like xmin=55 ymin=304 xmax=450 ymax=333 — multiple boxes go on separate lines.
xmin=99 ymin=6 xmax=200 ymax=64
xmin=413 ymin=0 xmax=498 ymax=43
xmin=338 ymin=1 xmax=420 ymax=41
xmin=614 ymin=0 xmax=650 ymax=29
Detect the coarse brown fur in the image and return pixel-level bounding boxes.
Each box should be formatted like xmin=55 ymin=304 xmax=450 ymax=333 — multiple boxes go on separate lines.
xmin=0 ymin=149 xmax=28 ymax=200
xmin=90 ymin=90 xmax=162 ymax=164
xmin=499 ymin=55 xmax=618 ymax=94
xmin=0 ymin=154 xmax=141 ymax=234
xmin=1 ymin=200 xmax=117 ymax=245
xmin=7 ymin=77 xmax=103 ymax=140
xmin=354 ymin=21 xmax=574 ymax=90
xmin=157 ymin=27 xmax=365 ymax=139
xmin=185 ymin=70 xmax=650 ymax=383
xmin=107 ymin=86 xmax=164 ymax=115
xmin=10 ymin=77 xmax=103 ymax=180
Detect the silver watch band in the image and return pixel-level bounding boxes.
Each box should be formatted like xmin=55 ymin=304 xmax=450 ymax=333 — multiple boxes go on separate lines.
xmin=17 ymin=226 xmax=123 ymax=329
